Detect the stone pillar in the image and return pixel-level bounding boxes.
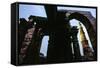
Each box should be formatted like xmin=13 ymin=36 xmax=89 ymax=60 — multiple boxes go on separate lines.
xmin=45 ymin=6 xmax=73 ymax=63
xmin=79 ymin=23 xmax=95 ymax=61
xmin=23 ymin=26 xmax=43 ymax=64
xmin=71 ymin=26 xmax=81 ymax=61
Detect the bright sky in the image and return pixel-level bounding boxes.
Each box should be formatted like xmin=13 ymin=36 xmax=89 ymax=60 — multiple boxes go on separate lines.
xmin=19 ymin=4 xmax=96 ymax=57
xmin=57 ymin=6 xmax=96 ymax=18
xmin=19 ymin=4 xmax=47 ymax=20
xmin=40 ymin=36 xmax=49 ymax=56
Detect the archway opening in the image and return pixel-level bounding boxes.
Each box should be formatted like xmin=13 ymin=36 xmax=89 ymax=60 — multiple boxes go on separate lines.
xmin=69 ymin=19 xmax=94 ymax=56
xmin=40 ymin=36 xmax=49 ymax=57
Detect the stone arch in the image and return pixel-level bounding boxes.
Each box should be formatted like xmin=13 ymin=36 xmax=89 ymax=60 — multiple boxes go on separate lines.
xmin=68 ymin=12 xmax=97 ymax=57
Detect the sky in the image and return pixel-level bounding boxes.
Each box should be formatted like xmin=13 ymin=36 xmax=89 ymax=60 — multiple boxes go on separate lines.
xmin=19 ymin=4 xmax=96 ymax=20
xmin=57 ymin=6 xmax=96 ymax=18
xmin=19 ymin=4 xmax=47 ymax=20
xmin=19 ymin=4 xmax=96 ymax=56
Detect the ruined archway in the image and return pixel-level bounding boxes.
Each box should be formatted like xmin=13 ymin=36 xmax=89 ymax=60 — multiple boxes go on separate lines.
xmin=67 ymin=12 xmax=97 ymax=58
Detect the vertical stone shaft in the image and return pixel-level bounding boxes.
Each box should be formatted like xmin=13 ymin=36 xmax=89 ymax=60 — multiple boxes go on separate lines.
xmin=71 ymin=26 xmax=81 ymax=61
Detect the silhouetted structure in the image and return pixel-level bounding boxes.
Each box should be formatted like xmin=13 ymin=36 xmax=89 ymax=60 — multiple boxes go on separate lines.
xmin=18 ymin=6 xmax=97 ymax=65
xmin=45 ymin=6 xmax=73 ymax=63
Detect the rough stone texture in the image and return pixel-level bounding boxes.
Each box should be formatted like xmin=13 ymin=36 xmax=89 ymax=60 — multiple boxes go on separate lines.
xmin=19 ymin=27 xmax=35 ymax=64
